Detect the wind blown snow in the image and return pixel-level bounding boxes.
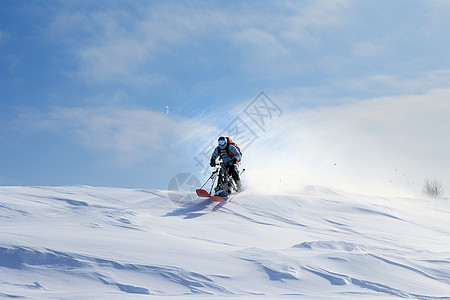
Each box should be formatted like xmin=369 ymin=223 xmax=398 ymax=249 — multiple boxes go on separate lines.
xmin=1 ymin=185 xmax=449 ymax=299
xmin=241 ymin=89 xmax=450 ymax=198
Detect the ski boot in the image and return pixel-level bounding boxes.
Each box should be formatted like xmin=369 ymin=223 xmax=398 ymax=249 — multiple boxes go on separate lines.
xmin=235 ymin=179 xmax=243 ymax=192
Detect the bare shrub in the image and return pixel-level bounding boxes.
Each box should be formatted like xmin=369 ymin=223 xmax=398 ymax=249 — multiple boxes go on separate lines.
xmin=423 ymin=178 xmax=443 ymax=198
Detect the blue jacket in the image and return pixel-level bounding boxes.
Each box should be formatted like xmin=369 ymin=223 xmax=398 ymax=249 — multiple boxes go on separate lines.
xmin=211 ymin=144 xmax=241 ymax=165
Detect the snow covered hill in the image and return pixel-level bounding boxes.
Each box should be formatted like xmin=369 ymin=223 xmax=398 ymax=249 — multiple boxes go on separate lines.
xmin=0 ymin=185 xmax=449 ymax=299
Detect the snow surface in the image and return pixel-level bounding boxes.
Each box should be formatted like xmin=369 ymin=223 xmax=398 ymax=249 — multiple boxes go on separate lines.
xmin=0 ymin=185 xmax=449 ymax=299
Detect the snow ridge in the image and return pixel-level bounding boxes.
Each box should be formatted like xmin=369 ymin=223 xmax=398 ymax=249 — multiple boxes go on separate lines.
xmin=0 ymin=185 xmax=449 ymax=299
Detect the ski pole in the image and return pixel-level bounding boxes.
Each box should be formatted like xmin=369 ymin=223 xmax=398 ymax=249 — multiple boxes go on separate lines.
xmin=209 ymin=174 xmax=217 ymax=195
xmin=199 ymin=168 xmax=219 ymax=189
xmin=200 ymin=173 xmax=214 ymax=189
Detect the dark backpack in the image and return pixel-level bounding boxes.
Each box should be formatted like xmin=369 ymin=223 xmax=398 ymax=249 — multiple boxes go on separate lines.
xmin=219 ymin=137 xmax=242 ymax=162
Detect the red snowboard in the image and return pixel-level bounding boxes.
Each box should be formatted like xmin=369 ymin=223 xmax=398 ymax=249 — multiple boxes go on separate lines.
xmin=196 ymin=189 xmax=227 ymax=203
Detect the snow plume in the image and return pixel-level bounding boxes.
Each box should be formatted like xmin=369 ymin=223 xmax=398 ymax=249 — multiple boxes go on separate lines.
xmin=239 ymin=89 xmax=450 ymax=197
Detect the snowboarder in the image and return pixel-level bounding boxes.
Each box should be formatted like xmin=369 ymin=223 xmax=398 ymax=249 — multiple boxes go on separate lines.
xmin=210 ymin=136 xmax=243 ymax=192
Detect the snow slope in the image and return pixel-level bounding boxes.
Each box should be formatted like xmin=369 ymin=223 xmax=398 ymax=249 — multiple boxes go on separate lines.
xmin=0 ymin=185 xmax=449 ymax=299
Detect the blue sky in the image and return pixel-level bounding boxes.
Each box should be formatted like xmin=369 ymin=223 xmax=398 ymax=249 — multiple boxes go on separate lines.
xmin=1 ymin=0 xmax=449 ymax=195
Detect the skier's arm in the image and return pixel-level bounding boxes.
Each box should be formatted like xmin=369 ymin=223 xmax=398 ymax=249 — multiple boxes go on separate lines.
xmin=228 ymin=145 xmax=241 ymax=162
xmin=211 ymin=147 xmax=219 ymax=160
xmin=210 ymin=147 xmax=219 ymax=166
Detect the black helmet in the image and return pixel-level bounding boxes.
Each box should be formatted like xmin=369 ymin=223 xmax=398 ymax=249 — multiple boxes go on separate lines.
xmin=218 ymin=136 xmax=227 ymax=149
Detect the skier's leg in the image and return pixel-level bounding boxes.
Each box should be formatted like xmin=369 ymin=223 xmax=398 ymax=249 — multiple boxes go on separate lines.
xmin=229 ymin=164 xmax=243 ymax=192
xmin=214 ymin=169 xmax=223 ymax=194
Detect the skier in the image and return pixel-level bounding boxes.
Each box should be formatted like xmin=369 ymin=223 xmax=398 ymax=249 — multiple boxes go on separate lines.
xmin=210 ymin=136 xmax=243 ymax=192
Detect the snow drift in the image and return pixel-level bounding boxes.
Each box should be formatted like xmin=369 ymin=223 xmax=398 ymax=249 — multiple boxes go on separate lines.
xmin=0 ymin=185 xmax=449 ymax=299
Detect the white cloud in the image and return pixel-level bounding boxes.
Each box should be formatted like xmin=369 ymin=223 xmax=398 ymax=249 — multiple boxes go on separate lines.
xmin=76 ymin=42 xmax=166 ymax=86
xmin=42 ymin=1 xmax=361 ymax=85
xmin=45 ymin=2 xmax=224 ymax=85
xmin=281 ymin=0 xmax=352 ymax=44
xmin=338 ymin=70 xmax=450 ymax=95
xmin=11 ymin=106 xmax=215 ymax=168
xmin=232 ymin=0 xmax=355 ymax=58
xmin=424 ymin=1 xmax=450 ymax=36
xmin=234 ymin=28 xmax=289 ymax=59
xmin=34 ymin=0 xmax=450 ymax=93
xmin=352 ymin=40 xmax=387 ymax=58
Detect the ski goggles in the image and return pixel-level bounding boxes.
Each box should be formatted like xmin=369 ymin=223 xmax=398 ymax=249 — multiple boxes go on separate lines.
xmin=218 ymin=140 xmax=226 ymax=146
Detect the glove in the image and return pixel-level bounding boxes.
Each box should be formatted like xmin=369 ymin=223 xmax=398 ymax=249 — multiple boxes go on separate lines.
xmin=210 ymin=158 xmax=216 ymax=167
xmin=231 ymin=157 xmax=237 ymax=165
